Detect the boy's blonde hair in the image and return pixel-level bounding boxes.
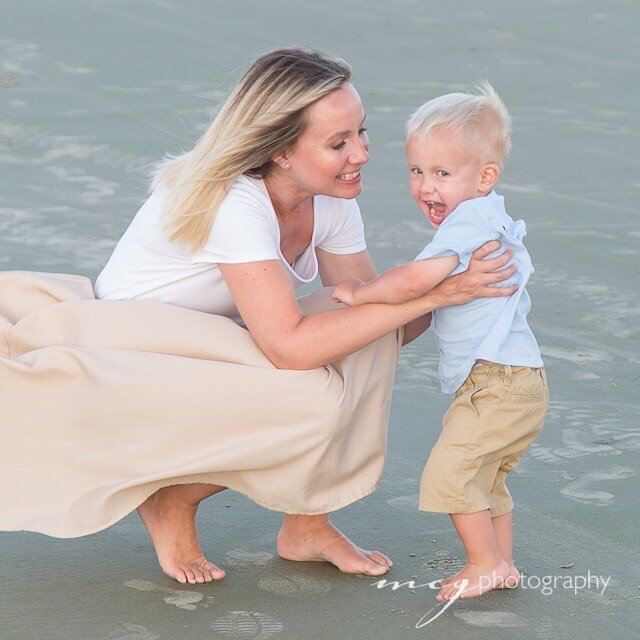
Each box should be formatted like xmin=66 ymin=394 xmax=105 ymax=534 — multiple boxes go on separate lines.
xmin=152 ymin=47 xmax=352 ymax=253
xmin=406 ymin=82 xmax=512 ymax=168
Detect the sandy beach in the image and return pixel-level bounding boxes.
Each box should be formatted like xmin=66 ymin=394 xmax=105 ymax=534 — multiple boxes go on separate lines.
xmin=1 ymin=1 xmax=639 ymax=638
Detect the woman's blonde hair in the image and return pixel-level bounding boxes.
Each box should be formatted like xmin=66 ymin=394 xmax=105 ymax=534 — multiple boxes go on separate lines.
xmin=406 ymin=82 xmax=512 ymax=168
xmin=152 ymin=47 xmax=352 ymax=252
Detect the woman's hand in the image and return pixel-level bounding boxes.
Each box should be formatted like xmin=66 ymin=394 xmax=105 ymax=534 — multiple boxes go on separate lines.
xmin=429 ymin=241 xmax=518 ymax=308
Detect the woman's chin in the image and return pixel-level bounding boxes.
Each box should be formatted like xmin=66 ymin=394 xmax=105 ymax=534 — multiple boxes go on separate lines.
xmin=333 ymin=180 xmax=363 ymax=199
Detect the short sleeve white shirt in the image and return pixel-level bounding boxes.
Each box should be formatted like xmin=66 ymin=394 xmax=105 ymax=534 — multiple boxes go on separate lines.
xmin=95 ymin=175 xmax=367 ymax=324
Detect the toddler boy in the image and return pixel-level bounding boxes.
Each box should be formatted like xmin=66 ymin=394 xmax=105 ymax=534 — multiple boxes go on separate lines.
xmin=333 ymin=83 xmax=548 ymax=601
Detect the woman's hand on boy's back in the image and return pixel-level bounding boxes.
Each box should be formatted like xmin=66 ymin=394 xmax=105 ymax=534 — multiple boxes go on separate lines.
xmin=429 ymin=241 xmax=518 ymax=307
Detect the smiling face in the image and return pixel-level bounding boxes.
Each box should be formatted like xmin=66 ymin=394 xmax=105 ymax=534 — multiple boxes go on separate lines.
xmin=407 ymin=127 xmax=499 ymax=228
xmin=283 ymin=83 xmax=369 ymax=199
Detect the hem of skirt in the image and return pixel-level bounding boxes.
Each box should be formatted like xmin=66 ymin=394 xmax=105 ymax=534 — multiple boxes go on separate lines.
xmin=4 ymin=480 xmax=382 ymax=539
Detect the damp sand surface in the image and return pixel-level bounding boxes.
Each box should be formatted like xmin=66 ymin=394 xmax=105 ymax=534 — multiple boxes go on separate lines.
xmin=1 ymin=1 xmax=639 ymax=638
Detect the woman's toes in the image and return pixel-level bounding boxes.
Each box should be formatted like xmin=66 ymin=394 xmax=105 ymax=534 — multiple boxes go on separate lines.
xmin=193 ymin=569 xmax=205 ymax=584
xmin=199 ymin=562 xmax=224 ymax=582
xmin=368 ymin=552 xmax=391 ymax=568
xmin=211 ymin=567 xmax=225 ymax=581
xmin=363 ymin=559 xmax=389 ymax=576
xmin=371 ymin=550 xmax=393 ymax=566
xmin=173 ymin=569 xmax=188 ymax=584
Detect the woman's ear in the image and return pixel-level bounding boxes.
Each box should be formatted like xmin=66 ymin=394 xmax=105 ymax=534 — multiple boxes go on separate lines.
xmin=271 ymin=151 xmax=290 ymax=170
xmin=479 ymin=163 xmax=501 ymax=193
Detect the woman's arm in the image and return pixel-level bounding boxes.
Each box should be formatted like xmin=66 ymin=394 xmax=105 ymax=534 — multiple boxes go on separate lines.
xmin=219 ymin=259 xmax=432 ymax=368
xmin=316 ymin=247 xmax=377 ymax=285
xmin=317 ymin=247 xmax=432 ymax=347
xmin=219 ymin=240 xmax=516 ymax=370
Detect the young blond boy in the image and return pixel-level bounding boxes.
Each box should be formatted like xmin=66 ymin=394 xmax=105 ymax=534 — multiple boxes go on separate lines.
xmin=333 ymin=84 xmax=548 ymax=600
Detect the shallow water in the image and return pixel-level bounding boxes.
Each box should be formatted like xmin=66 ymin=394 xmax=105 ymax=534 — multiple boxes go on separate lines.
xmin=1 ymin=1 xmax=639 ymax=638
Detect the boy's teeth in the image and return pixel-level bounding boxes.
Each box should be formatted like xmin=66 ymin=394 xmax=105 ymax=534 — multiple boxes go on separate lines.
xmin=425 ymin=201 xmax=446 ymax=219
xmin=339 ymin=170 xmax=360 ymax=180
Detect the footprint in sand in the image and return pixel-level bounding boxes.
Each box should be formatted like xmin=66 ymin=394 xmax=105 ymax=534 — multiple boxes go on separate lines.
xmin=387 ymin=494 xmax=419 ymax=511
xmin=210 ymin=611 xmax=283 ymax=640
xmin=560 ymin=466 xmax=636 ymax=505
xmin=103 ymin=623 xmax=160 ymax=640
xmin=257 ymin=572 xmax=331 ymax=598
xmin=123 ymin=579 xmax=204 ymax=610
xmin=226 ymin=548 xmax=276 ymax=568
xmin=453 ymin=611 xmax=528 ymax=627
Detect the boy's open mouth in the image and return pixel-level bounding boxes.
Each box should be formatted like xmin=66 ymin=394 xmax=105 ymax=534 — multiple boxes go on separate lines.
xmin=425 ymin=200 xmax=447 ymax=224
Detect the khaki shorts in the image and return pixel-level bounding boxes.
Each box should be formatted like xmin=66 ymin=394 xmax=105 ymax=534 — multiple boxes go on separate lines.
xmin=419 ymin=363 xmax=549 ymax=517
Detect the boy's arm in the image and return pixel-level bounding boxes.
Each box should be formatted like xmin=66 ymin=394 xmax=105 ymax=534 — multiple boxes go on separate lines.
xmin=346 ymin=255 xmax=459 ymax=305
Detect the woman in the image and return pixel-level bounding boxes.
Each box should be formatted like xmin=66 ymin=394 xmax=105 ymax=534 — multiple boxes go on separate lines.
xmin=0 ymin=48 xmax=516 ymax=585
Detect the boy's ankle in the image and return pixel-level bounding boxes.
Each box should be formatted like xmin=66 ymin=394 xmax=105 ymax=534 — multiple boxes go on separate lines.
xmin=466 ymin=553 xmax=504 ymax=568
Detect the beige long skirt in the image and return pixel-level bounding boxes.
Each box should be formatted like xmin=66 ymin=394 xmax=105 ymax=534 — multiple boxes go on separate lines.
xmin=0 ymin=271 xmax=402 ymax=538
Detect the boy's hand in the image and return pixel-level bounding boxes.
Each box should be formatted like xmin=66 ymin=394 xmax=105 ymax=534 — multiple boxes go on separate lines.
xmin=332 ymin=277 xmax=365 ymax=306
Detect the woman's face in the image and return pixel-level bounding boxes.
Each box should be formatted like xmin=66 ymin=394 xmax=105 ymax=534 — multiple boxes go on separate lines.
xmin=285 ymin=83 xmax=369 ymax=199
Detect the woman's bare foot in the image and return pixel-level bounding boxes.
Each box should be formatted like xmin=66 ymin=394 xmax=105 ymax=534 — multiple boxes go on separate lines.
xmin=137 ymin=484 xmax=226 ymax=585
xmin=277 ymin=515 xmax=392 ymax=576
xmin=437 ymin=559 xmax=510 ymax=601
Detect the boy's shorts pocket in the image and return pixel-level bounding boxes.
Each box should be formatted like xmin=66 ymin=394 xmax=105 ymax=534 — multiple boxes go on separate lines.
xmin=505 ymin=368 xmax=548 ymax=404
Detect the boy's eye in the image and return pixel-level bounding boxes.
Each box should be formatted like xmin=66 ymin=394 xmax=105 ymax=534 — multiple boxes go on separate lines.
xmin=435 ymin=170 xmax=449 ymax=177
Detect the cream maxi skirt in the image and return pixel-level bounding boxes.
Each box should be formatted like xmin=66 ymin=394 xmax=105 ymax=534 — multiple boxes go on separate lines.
xmin=0 ymin=271 xmax=402 ymax=538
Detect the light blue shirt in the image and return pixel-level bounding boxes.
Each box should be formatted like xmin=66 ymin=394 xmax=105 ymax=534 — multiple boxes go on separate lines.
xmin=414 ymin=191 xmax=543 ymax=394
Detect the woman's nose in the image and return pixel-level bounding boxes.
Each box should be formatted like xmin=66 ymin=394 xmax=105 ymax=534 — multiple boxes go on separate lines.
xmin=350 ymin=141 xmax=369 ymax=166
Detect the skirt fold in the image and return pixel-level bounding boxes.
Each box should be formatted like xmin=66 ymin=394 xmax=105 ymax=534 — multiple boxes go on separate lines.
xmin=0 ymin=271 xmax=401 ymax=538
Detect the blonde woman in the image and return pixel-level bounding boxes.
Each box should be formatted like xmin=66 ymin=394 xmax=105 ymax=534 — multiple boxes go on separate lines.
xmin=0 ymin=48 xmax=516 ymax=585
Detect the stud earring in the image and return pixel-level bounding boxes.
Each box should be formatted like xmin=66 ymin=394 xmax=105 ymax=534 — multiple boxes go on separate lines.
xmin=284 ymin=163 xmax=290 ymax=169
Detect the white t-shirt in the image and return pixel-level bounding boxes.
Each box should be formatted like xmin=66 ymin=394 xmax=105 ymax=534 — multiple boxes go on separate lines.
xmin=95 ymin=175 xmax=367 ymax=324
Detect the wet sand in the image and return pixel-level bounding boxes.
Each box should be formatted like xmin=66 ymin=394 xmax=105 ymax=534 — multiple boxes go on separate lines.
xmin=1 ymin=1 xmax=639 ymax=638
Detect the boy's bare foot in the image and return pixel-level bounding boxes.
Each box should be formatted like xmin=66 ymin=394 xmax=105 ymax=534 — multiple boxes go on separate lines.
xmin=440 ymin=562 xmax=520 ymax=589
xmin=437 ymin=559 xmax=510 ymax=601
xmin=277 ymin=517 xmax=392 ymax=576
xmin=496 ymin=563 xmax=520 ymax=589
xmin=137 ymin=487 xmax=225 ymax=584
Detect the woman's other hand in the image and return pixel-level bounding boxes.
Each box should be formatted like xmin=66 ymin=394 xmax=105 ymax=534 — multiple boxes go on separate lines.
xmin=430 ymin=240 xmax=518 ymax=308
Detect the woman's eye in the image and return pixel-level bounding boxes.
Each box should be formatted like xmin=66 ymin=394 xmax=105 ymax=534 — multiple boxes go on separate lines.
xmin=410 ymin=168 xmax=422 ymax=175
xmin=332 ymin=128 xmax=367 ymax=150
xmin=436 ymin=170 xmax=449 ymax=177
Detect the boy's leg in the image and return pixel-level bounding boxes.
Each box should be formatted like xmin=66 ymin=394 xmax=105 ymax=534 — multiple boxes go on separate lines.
xmin=431 ymin=366 xmax=548 ymax=599
xmin=492 ymin=511 xmax=521 ymax=588
xmin=437 ymin=509 xmax=510 ymax=601
xmin=440 ymin=510 xmax=518 ymax=588
xmin=491 ymin=511 xmax=513 ymax=564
